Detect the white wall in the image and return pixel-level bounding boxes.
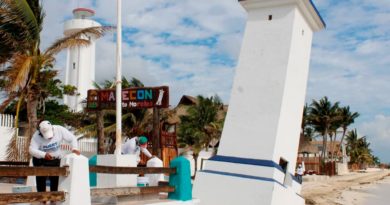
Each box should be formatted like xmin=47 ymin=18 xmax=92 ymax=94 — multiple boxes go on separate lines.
xmin=217 ymin=4 xmax=297 ymax=160
xmin=273 ymin=6 xmax=314 ymax=174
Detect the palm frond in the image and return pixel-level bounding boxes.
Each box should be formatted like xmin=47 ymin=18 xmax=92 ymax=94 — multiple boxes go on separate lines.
xmin=45 ymin=26 xmax=114 ymax=56
xmin=5 ymin=128 xmax=26 ymax=161
xmin=45 ymin=38 xmax=90 ymax=56
xmin=14 ymin=0 xmax=41 ymax=40
xmin=0 ymin=91 xmax=19 ymax=112
xmin=5 ymin=54 xmax=32 ymax=91
xmin=76 ymin=124 xmax=97 ymax=138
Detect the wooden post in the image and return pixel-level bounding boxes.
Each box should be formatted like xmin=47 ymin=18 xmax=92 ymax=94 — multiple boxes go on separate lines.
xmin=0 ymin=166 xmax=69 ymax=177
xmin=90 ymin=186 xmax=174 ymax=197
xmin=0 ymin=191 xmax=65 ymax=204
xmin=89 ymin=165 xmax=176 ymax=175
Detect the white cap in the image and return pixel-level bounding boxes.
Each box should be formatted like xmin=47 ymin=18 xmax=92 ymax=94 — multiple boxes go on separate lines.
xmin=39 ymin=121 xmax=54 ymax=139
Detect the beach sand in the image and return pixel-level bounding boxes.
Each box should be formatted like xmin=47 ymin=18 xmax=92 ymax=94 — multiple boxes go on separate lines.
xmin=302 ymin=169 xmax=390 ymax=205
xmin=1 ymin=171 xmax=389 ymax=205
xmin=345 ymin=175 xmax=390 ymax=205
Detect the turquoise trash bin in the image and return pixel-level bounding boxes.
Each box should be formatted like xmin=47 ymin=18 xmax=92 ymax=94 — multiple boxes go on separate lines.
xmin=89 ymin=155 xmax=97 ymax=187
xmin=168 ymin=156 xmax=192 ymax=201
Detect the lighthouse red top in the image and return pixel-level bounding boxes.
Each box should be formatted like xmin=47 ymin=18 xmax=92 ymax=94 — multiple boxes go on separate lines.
xmin=72 ymin=8 xmax=95 ymax=18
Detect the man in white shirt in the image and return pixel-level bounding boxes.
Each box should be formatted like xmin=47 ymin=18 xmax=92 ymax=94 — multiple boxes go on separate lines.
xmin=121 ymin=136 xmax=154 ymax=165
xmin=29 ymin=120 xmax=80 ymax=193
xmin=296 ymin=163 xmax=305 ymax=184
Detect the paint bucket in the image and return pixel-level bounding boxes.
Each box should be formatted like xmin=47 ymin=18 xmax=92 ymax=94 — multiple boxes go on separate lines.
xmin=145 ymin=157 xmax=164 ymax=186
xmin=137 ymin=176 xmax=149 ymax=187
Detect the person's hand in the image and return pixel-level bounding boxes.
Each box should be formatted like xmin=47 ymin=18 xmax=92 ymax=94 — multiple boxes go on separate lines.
xmin=44 ymin=153 xmax=53 ymax=160
xmin=72 ymin=149 xmax=81 ymax=155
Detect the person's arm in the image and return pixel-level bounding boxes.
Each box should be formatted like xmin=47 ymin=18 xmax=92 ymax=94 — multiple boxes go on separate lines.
xmin=122 ymin=140 xmax=130 ymax=154
xmin=29 ymin=134 xmax=46 ymax=159
xmin=140 ymin=147 xmax=152 ymax=158
xmin=58 ymin=126 xmax=80 ymax=155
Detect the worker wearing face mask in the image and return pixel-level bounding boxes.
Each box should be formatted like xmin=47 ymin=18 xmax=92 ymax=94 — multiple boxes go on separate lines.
xmin=29 ymin=120 xmax=80 ymax=193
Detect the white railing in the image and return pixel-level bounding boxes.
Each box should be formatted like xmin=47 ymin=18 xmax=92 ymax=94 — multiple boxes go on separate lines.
xmin=0 ymin=114 xmax=14 ymax=128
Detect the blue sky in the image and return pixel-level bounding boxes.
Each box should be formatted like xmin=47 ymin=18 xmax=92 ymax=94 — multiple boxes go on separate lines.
xmin=40 ymin=0 xmax=390 ymax=163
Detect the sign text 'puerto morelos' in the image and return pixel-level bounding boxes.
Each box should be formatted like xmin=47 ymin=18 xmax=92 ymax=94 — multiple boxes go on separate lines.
xmin=87 ymin=86 xmax=169 ymax=110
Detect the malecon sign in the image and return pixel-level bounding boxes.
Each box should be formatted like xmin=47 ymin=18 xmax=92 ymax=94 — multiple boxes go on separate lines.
xmin=87 ymin=86 xmax=169 ymax=110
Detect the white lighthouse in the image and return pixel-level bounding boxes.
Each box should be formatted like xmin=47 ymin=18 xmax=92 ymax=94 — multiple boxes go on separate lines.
xmin=63 ymin=8 xmax=101 ymax=112
xmin=193 ymin=0 xmax=325 ymax=204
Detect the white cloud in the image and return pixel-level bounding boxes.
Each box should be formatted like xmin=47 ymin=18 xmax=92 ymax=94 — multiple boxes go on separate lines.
xmin=358 ymin=115 xmax=390 ymax=162
xmin=360 ymin=115 xmax=390 ymax=142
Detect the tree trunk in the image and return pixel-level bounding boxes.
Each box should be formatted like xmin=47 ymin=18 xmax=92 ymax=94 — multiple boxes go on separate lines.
xmin=339 ymin=129 xmax=348 ymax=163
xmin=152 ymin=107 xmax=161 ymax=158
xmin=321 ymin=136 xmax=326 ymax=162
xmin=96 ymin=111 xmax=105 ymax=154
xmin=193 ymin=152 xmax=199 ymax=178
xmin=329 ymin=135 xmax=334 ymax=161
xmin=25 ymin=90 xmax=39 ymax=159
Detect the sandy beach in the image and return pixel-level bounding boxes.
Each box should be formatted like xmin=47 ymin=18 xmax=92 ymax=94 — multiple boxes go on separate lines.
xmin=302 ymin=169 xmax=390 ymax=205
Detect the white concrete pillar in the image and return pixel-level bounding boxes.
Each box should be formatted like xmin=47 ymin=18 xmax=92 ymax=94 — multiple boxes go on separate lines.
xmin=96 ymin=154 xmax=138 ymax=188
xmin=59 ymin=154 xmax=91 ymax=205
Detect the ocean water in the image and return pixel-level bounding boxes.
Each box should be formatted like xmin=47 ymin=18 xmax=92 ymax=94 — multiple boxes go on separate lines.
xmin=362 ymin=176 xmax=390 ymax=205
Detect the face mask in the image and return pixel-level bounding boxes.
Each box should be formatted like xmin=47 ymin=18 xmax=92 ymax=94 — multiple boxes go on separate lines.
xmin=44 ymin=134 xmax=54 ymax=140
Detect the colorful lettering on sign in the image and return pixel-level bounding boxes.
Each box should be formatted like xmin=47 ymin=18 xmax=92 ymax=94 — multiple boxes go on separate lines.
xmin=100 ymin=91 xmax=110 ymax=101
xmin=87 ymin=86 xmax=169 ymax=110
xmin=130 ymin=90 xmax=136 ymax=100
xmin=109 ymin=92 xmax=115 ymax=101
xmin=122 ymin=91 xmax=129 ymax=101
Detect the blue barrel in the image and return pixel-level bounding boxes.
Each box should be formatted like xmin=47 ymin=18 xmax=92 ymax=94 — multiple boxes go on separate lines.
xmin=89 ymin=155 xmax=97 ymax=187
xmin=168 ymin=156 xmax=192 ymax=201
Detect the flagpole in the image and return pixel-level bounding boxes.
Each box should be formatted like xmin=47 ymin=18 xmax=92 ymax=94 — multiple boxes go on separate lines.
xmin=115 ymin=0 xmax=122 ymax=155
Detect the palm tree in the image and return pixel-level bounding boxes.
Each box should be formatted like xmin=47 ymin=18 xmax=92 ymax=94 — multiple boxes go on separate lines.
xmin=177 ymin=95 xmax=224 ymax=176
xmin=345 ymin=129 xmax=374 ymax=168
xmin=308 ymin=96 xmax=340 ymax=161
xmin=0 ymin=1 xmax=111 ymax=159
xmin=337 ymin=106 xmax=359 ymax=161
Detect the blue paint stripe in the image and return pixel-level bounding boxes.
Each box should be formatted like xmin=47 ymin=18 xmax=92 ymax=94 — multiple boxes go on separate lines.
xmin=201 ymin=169 xmax=286 ymax=188
xmin=209 ymin=155 xmax=285 ymax=173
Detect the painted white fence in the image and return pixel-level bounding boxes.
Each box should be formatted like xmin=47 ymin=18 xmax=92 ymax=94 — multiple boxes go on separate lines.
xmin=61 ymin=137 xmax=98 ymax=153
xmin=0 ymin=114 xmax=17 ymax=160
xmin=0 ymin=114 xmax=14 ymax=127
